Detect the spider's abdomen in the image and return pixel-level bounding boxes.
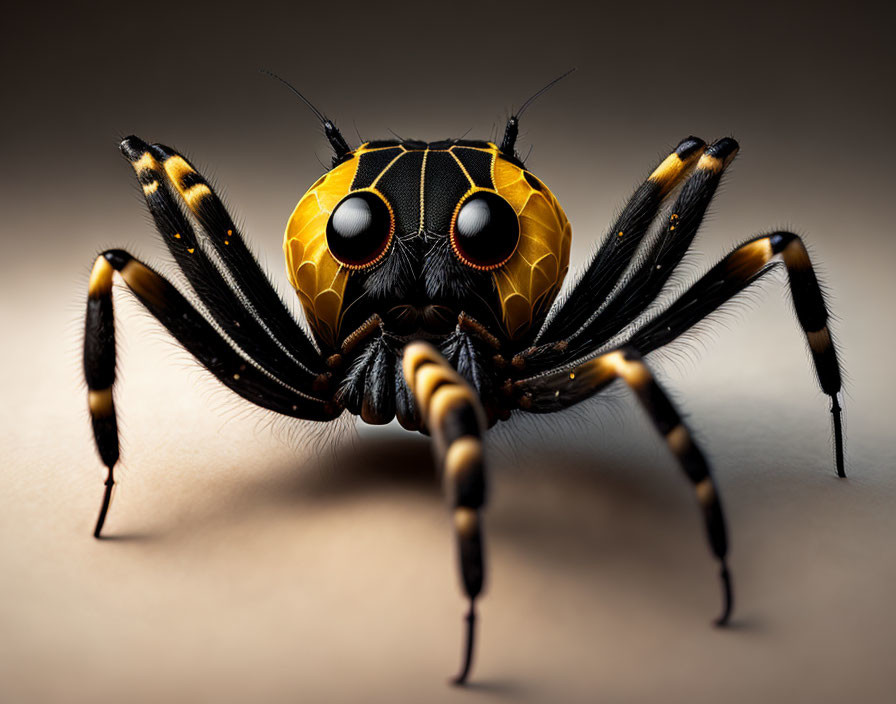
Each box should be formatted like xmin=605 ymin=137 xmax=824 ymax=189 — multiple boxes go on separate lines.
xmin=283 ymin=139 xmax=571 ymax=349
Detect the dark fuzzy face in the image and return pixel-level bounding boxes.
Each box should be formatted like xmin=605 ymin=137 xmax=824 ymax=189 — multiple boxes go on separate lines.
xmin=284 ymin=138 xmax=572 ymax=351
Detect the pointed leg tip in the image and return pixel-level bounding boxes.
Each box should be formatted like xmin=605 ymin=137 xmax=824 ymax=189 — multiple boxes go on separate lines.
xmin=449 ymin=599 xmax=477 ymax=687
xmin=714 ymin=561 xmax=733 ymax=627
xmin=93 ymin=478 xmax=115 ymax=539
xmin=450 ymin=673 xmax=470 ymax=687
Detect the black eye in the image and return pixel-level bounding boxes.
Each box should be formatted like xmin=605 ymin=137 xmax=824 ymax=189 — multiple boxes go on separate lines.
xmin=326 ymin=191 xmax=393 ymax=268
xmin=450 ymin=191 xmax=520 ymax=270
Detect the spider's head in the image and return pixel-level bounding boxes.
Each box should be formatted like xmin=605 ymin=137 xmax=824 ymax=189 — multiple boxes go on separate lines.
xmin=283 ymin=138 xmax=571 ymax=349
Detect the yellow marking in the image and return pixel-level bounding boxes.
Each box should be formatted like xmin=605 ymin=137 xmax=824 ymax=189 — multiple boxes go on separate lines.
xmin=132 ymin=152 xmax=155 ymax=173
xmin=569 ymin=372 xmax=576 ymax=380
xmin=603 ymin=351 xmax=651 ymax=390
xmin=227 ymin=229 xmax=233 ymax=236
xmin=697 ymin=153 xmax=724 ymax=173
xmin=88 ymin=388 xmax=114 ymax=417
xmin=402 ymin=342 xmax=443 ymax=393
xmin=142 ymin=180 xmax=159 ymax=195
xmin=162 ymin=155 xmax=195 ymax=186
xmin=698 ymin=144 xmax=738 ymax=174
xmin=88 ymin=256 xmax=114 ymax=298
xmin=418 ymin=148 xmax=428 ymax=234
xmin=617 ymin=231 xmax=624 ymax=237
xmin=666 ymin=424 xmax=692 ymax=456
xmin=283 ymin=156 xmax=359 ymax=345
xmin=187 ymin=248 xmax=195 ymax=254
xmin=807 ymin=327 xmax=832 ymax=354
xmin=491 ymin=154 xmax=572 ymax=339
xmin=224 ymin=240 xmax=230 ymax=245
xmin=428 ymin=385 xmax=475 ymax=428
xmin=648 ymin=153 xmax=687 ymax=195
xmin=174 ymin=233 xmax=181 ymax=239
xmin=454 ymin=507 xmax=478 ymax=539
xmin=782 ymin=238 xmax=812 ymax=272
xmin=444 ymin=437 xmax=482 ymax=480
xmin=183 ymin=183 xmax=211 ymax=207
xmin=233 ymin=373 xmax=240 ymax=380
xmin=726 ymin=238 xmax=772 ymax=280
xmin=695 ymin=477 xmax=716 ymax=507
xmin=120 ymin=259 xmax=166 ymax=307
xmin=415 ymin=364 xmax=460 ymax=417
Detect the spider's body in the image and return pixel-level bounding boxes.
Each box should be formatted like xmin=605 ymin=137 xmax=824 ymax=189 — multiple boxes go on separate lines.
xmin=283 ymin=138 xmax=570 ymax=427
xmin=83 ymin=78 xmax=846 ymax=685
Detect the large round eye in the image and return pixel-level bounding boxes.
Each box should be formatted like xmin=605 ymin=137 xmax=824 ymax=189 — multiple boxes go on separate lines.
xmin=326 ymin=191 xmax=393 ymax=268
xmin=450 ymin=191 xmax=520 ymax=270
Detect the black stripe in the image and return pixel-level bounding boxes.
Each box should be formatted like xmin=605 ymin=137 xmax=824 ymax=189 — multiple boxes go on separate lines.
xmin=91 ymin=413 xmax=119 ymax=468
xmin=458 ymin=530 xmax=484 ymax=599
xmin=452 ymin=148 xmax=493 ymax=188
xmin=375 ymin=151 xmax=424 ymax=237
xmin=84 ymin=296 xmax=115 ymax=390
xmin=424 ymin=151 xmax=469 ymax=234
xmin=351 ymin=147 xmax=402 ymax=189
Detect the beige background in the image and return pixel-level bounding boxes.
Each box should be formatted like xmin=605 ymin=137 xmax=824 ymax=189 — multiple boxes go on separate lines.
xmin=2 ymin=1 xmax=894 ymax=702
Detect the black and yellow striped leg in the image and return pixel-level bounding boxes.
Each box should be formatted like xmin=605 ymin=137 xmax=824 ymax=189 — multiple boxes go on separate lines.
xmin=402 ymin=342 xmax=488 ymax=684
xmin=517 ymin=348 xmax=733 ymax=625
xmin=83 ymin=249 xmax=338 ymax=537
xmin=84 ymin=256 xmax=119 ymax=537
xmin=562 ymin=138 xmax=741 ymax=354
xmin=538 ymin=136 xmax=707 ymax=343
xmin=630 ymin=231 xmax=845 ymax=476
xmin=118 ymin=138 xmax=326 ymax=391
xmin=119 ymin=137 xmax=320 ymax=367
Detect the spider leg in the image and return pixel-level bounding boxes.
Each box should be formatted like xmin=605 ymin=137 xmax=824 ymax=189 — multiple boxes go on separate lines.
xmin=119 ymin=137 xmax=327 ymax=389
xmin=402 ymin=342 xmax=487 ymax=685
xmin=538 ymin=136 xmax=708 ymax=344
xmin=515 ymin=347 xmax=733 ymax=625
xmin=556 ymin=138 xmax=741 ymax=359
xmin=85 ymin=249 xmax=339 ymax=538
xmin=629 ymin=231 xmax=845 ymax=476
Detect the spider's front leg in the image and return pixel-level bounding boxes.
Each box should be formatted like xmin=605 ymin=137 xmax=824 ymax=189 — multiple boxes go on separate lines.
xmin=118 ymin=137 xmax=327 ymax=392
xmin=515 ymin=348 xmax=733 ymax=625
xmin=537 ymin=135 xmax=710 ymax=345
xmin=402 ymin=342 xmax=487 ymax=685
xmin=84 ymin=250 xmax=339 ymax=538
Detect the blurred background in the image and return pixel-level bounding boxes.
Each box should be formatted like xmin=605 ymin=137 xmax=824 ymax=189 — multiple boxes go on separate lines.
xmin=2 ymin=1 xmax=894 ymax=702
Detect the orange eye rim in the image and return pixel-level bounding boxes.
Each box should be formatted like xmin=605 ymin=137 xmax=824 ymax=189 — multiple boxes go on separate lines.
xmin=326 ymin=188 xmax=395 ymax=270
xmin=448 ymin=187 xmax=520 ymax=271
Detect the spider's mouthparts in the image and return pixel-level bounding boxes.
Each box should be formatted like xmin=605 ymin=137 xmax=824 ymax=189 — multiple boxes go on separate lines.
xmin=384 ymin=303 xmax=456 ymax=337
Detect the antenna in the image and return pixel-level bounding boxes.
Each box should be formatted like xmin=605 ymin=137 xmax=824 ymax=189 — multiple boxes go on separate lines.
xmin=261 ymin=70 xmax=352 ymax=165
xmin=500 ymin=68 xmax=577 ymax=158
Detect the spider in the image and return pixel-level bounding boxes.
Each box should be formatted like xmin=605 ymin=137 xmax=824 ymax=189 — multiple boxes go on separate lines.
xmin=83 ymin=73 xmax=845 ymax=685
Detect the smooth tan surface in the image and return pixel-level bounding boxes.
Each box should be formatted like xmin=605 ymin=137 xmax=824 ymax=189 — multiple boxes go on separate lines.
xmin=2 ymin=273 xmax=894 ymax=703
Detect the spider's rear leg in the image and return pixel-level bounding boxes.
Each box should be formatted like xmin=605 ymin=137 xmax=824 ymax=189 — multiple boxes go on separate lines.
xmin=403 ymin=342 xmax=487 ymax=685
xmin=630 ymin=231 xmax=845 ymax=476
xmin=516 ymin=348 xmax=733 ymax=625
xmin=84 ymin=249 xmax=338 ymax=538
